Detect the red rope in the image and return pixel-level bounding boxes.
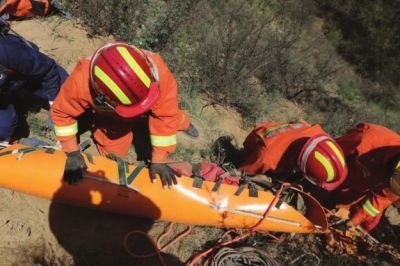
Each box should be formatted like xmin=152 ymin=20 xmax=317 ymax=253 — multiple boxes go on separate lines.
xmin=187 ymin=182 xmax=292 ymax=266
xmin=124 ymin=182 xmax=292 ymax=265
xmin=123 ymin=222 xmax=192 ymax=266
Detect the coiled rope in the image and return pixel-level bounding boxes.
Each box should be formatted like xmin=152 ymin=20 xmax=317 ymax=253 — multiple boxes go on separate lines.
xmin=209 ymin=246 xmax=280 ymax=266
xmin=187 ymin=182 xmax=292 ymax=266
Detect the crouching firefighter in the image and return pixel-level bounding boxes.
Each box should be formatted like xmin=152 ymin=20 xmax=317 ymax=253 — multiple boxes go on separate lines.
xmin=51 ymin=41 xmax=199 ymax=188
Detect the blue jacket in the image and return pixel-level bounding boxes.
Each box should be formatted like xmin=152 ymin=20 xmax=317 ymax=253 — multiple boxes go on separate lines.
xmin=0 ymin=34 xmax=68 ymax=101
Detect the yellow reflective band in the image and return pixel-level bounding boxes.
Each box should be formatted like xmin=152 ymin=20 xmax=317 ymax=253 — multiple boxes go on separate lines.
xmin=54 ymin=123 xmax=78 ymax=137
xmin=362 ymin=199 xmax=380 ymax=217
xmin=260 ymin=123 xmax=290 ymax=137
xmin=259 ymin=120 xmax=306 ymax=138
xmin=327 ymin=141 xmax=345 ymax=168
xmin=150 ymin=134 xmax=177 ymax=147
xmin=117 ymin=46 xmax=151 ymax=88
xmin=315 ymin=151 xmax=334 ymax=182
xmin=94 ymin=66 xmax=132 ymax=105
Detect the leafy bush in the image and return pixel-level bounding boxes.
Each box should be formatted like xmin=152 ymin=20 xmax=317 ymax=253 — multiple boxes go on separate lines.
xmin=64 ymin=0 xmax=148 ymax=40
xmin=65 ymin=0 xmax=338 ymax=125
xmin=315 ymin=0 xmax=400 ymax=113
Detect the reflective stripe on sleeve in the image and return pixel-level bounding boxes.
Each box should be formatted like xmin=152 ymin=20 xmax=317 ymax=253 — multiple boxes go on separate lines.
xmin=150 ymin=134 xmax=177 ymax=147
xmin=362 ymin=199 xmax=380 ymax=217
xmin=54 ymin=122 xmax=79 ymax=137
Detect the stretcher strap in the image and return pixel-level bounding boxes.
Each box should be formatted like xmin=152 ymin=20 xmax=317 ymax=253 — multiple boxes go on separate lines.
xmin=106 ymin=154 xmax=129 ymax=187
xmin=83 ymin=152 xmax=95 ymax=164
xmin=126 ymin=165 xmax=145 ymax=185
xmin=212 ymin=171 xmax=239 ymax=192
xmin=0 ymin=150 xmax=14 ymax=157
xmin=249 ymin=183 xmax=258 ymax=198
xmin=234 ymin=177 xmax=251 ymax=196
xmin=45 ymin=148 xmax=55 ymax=154
xmin=107 ymin=154 xmax=145 ymax=188
xmin=212 ymin=178 xmax=223 ymax=192
xmin=0 ymin=147 xmax=38 ymax=156
xmin=191 ymin=163 xmax=204 ymax=188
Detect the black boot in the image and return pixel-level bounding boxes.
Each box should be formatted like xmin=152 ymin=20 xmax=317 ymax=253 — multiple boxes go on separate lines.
xmin=183 ymin=123 xmax=199 ymax=138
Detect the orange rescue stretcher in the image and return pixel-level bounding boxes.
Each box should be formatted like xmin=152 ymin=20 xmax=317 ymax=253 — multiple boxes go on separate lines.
xmin=0 ymin=144 xmax=328 ymax=234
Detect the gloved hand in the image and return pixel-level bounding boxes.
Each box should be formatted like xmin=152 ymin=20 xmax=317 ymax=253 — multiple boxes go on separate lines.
xmin=331 ymin=220 xmax=354 ymax=232
xmin=63 ymin=150 xmax=88 ymax=185
xmin=150 ymin=163 xmax=182 ymax=189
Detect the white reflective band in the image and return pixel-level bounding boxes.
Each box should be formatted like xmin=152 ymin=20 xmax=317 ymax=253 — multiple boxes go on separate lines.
xmin=150 ymin=134 xmax=177 ymax=147
xmin=54 ymin=123 xmax=78 ymax=136
xmin=300 ymin=135 xmax=331 ymax=171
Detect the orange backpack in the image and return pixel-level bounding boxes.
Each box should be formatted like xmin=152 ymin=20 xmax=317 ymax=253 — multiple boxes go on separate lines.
xmin=0 ymin=0 xmax=70 ymax=19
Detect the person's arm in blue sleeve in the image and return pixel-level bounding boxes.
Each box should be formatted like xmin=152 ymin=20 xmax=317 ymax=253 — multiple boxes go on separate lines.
xmin=0 ymin=35 xmax=67 ymax=101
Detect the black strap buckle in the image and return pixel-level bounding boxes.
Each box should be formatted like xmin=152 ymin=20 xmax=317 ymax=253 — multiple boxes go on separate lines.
xmin=94 ymin=94 xmax=106 ymax=105
xmin=221 ymin=162 xmax=242 ymax=176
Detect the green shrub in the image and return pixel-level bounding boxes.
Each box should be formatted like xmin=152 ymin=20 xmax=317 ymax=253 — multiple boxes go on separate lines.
xmin=338 ymin=81 xmax=360 ymax=102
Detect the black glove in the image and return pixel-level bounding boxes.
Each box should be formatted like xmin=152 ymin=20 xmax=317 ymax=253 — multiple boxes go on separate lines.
xmin=331 ymin=220 xmax=353 ymax=232
xmin=150 ymin=163 xmax=182 ymax=189
xmin=63 ymin=151 xmax=88 ymax=185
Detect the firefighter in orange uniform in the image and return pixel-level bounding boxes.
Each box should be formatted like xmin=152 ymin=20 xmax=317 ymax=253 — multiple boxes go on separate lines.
xmin=329 ymin=123 xmax=400 ymax=232
xmin=178 ymin=120 xmax=348 ymax=191
xmin=51 ymin=41 xmax=199 ymax=188
xmin=237 ymin=120 xmax=348 ymax=191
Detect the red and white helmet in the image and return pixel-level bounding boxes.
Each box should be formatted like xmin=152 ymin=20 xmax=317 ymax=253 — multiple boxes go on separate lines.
xmin=298 ymin=134 xmax=348 ymax=191
xmin=90 ymin=41 xmax=160 ymax=118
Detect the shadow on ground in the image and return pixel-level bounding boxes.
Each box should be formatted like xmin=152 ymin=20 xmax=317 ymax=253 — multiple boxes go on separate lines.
xmin=47 ymin=178 xmax=183 ymax=265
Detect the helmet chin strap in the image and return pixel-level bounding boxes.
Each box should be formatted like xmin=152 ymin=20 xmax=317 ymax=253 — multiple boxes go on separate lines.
xmin=304 ymin=175 xmax=318 ymax=186
xmin=94 ymin=94 xmax=105 ymax=105
xmin=93 ymin=94 xmax=115 ymax=110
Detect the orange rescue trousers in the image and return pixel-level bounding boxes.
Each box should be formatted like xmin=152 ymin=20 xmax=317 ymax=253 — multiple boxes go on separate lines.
xmin=92 ymin=109 xmax=190 ymax=157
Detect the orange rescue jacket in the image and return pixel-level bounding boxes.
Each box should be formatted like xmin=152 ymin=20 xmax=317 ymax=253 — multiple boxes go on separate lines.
xmin=0 ymin=0 xmax=50 ymax=18
xmin=334 ymin=123 xmax=400 ymax=225
xmin=238 ymin=120 xmax=329 ymax=177
xmin=51 ymin=50 xmax=182 ymax=163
